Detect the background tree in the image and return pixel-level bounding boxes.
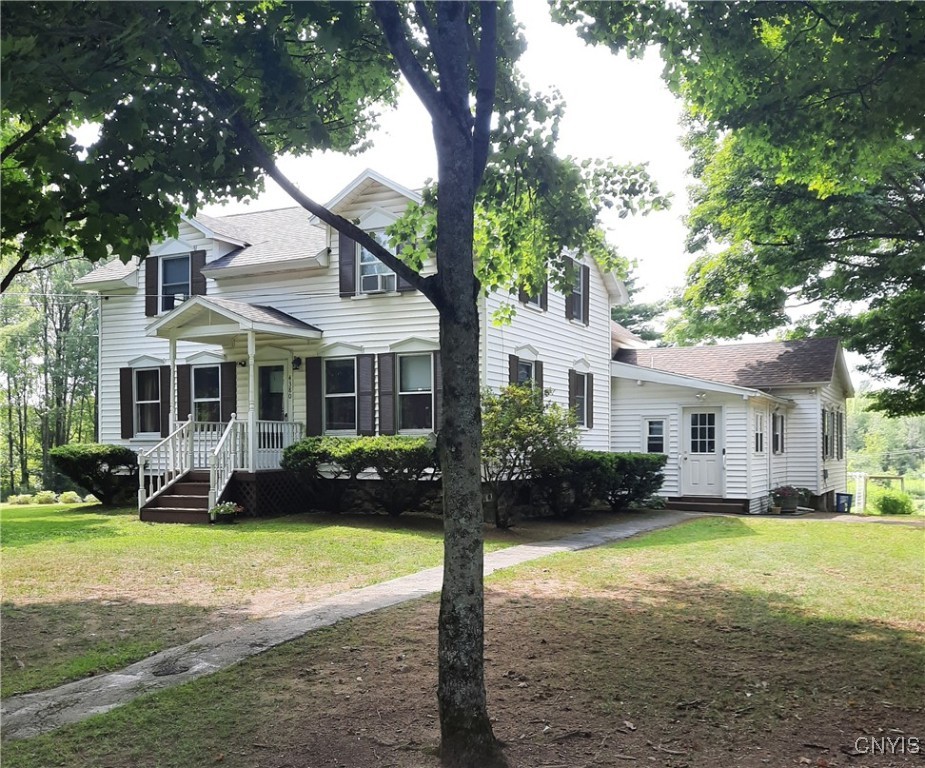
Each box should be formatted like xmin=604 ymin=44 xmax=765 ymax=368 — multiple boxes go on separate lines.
xmin=554 ymin=1 xmax=925 ymax=415
xmin=610 ymin=275 xmax=665 ymax=342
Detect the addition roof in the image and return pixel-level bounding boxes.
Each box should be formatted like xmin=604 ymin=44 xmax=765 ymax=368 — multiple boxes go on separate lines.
xmin=614 ymin=337 xmax=848 ymax=390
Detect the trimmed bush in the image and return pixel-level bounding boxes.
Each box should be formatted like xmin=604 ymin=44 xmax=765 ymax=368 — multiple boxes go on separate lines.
xmin=282 ymin=436 xmax=439 ymax=516
xmin=48 ymin=444 xmax=139 ymax=506
xmin=33 ymin=490 xmax=58 ymax=504
xmin=532 ymin=449 xmax=604 ymax=518
xmin=594 ymin=453 xmax=668 ymax=512
xmin=7 ymin=494 xmax=34 ymax=505
xmin=871 ymin=486 xmax=915 ymax=516
xmin=58 ymin=491 xmax=83 ymax=504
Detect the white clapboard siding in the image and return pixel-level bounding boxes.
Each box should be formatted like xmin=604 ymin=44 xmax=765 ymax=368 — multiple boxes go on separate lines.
xmin=820 ymin=381 xmax=849 ymax=494
xmin=482 ymin=256 xmax=613 ymax=451
xmin=765 ymin=388 xmax=823 ymax=493
xmin=746 ymin=401 xmax=771 ymax=499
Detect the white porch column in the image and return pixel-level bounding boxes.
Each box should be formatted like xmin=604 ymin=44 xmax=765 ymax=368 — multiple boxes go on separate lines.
xmin=168 ymin=337 xmax=177 ymax=431
xmin=247 ymin=331 xmax=256 ymax=471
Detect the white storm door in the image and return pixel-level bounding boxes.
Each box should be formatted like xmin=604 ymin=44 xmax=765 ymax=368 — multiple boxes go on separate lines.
xmin=682 ymin=407 xmax=723 ymax=496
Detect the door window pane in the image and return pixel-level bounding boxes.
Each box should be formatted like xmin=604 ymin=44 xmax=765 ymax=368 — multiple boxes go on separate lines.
xmin=690 ymin=412 xmax=715 ymax=453
xmin=259 ymin=365 xmax=285 ymax=421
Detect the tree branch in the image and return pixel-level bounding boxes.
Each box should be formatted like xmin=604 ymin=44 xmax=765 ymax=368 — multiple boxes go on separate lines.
xmin=471 ymin=2 xmax=497 ymax=188
xmin=1 ymin=101 xmax=69 ymax=162
xmin=1 ymin=251 xmax=31 ymax=294
xmin=374 ymin=2 xmax=448 ymax=131
xmin=163 ymin=33 xmax=438 ymax=304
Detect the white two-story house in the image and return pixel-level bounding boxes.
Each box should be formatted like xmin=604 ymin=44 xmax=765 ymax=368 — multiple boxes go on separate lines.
xmin=76 ymin=169 xmax=626 ymax=521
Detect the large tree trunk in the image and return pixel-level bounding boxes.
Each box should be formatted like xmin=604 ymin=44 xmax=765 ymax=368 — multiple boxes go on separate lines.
xmin=431 ymin=17 xmax=503 ymax=763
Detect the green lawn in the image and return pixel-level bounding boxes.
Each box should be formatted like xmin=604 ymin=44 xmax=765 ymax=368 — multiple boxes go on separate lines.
xmin=0 ymin=502 xmax=606 ymax=698
xmin=4 ymin=516 xmax=921 ymax=768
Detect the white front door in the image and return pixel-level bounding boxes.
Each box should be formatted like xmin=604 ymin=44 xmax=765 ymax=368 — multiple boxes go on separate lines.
xmin=682 ymin=407 xmax=723 ymax=496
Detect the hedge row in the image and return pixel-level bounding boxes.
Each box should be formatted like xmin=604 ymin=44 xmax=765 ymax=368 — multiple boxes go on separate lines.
xmin=281 ymin=436 xmax=438 ymax=516
xmin=533 ymin=449 xmax=667 ymax=517
xmin=48 ymin=444 xmax=138 ymax=506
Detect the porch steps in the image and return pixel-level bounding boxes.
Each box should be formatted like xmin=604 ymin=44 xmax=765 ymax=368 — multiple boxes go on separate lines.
xmin=140 ymin=471 xmax=213 ymax=524
xmin=664 ymin=497 xmax=749 ymax=515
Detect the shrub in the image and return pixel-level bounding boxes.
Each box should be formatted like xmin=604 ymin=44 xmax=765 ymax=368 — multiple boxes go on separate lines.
xmin=84 ymin=494 xmax=100 ymax=504
xmin=33 ymin=490 xmax=58 ymax=504
xmin=871 ymin=486 xmax=915 ymax=516
xmin=282 ymin=436 xmax=438 ymax=515
xmin=481 ymin=385 xmax=578 ymax=527
xmin=58 ymin=491 xmax=83 ymax=504
xmin=594 ymin=453 xmax=668 ymax=512
xmin=48 ymin=444 xmax=139 ymax=506
xmin=532 ymin=449 xmax=604 ymax=518
xmin=7 ymin=494 xmax=34 ymax=505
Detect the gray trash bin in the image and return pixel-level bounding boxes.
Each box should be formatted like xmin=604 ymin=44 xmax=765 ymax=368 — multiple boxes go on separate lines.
xmin=835 ymin=492 xmax=853 ymax=513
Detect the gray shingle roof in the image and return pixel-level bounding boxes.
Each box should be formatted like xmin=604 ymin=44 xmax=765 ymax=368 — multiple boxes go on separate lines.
xmin=205 ymin=297 xmax=321 ymax=332
xmin=614 ymin=338 xmax=842 ymax=389
xmin=73 ymin=258 xmax=135 ymax=285
xmin=201 ymin=208 xmax=327 ymax=272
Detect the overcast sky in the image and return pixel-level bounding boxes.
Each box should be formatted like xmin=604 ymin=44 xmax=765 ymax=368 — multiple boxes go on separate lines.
xmin=203 ymin=2 xmax=693 ymax=304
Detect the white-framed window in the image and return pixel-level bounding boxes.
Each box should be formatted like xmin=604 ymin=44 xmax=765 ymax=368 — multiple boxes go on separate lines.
xmin=192 ymin=365 xmax=221 ymax=422
xmin=161 ymin=254 xmax=191 ymax=311
xmin=772 ymin=413 xmax=785 ymax=454
xmin=754 ymin=412 xmax=766 ymax=454
xmin=134 ymin=368 xmax=161 ymax=434
xmin=358 ymin=230 xmax=396 ymax=294
xmin=646 ymin=419 xmax=665 ymax=453
xmin=324 ymin=358 xmax=357 ymax=432
xmin=516 ymin=359 xmax=535 ymax=385
xmin=398 ymin=353 xmax=433 ymax=430
xmin=574 ymin=372 xmax=588 ymax=427
xmin=571 ymin=263 xmax=585 ymax=324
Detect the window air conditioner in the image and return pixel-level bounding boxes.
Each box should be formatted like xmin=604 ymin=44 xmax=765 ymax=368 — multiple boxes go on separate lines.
xmin=361 ymin=273 xmax=393 ymax=294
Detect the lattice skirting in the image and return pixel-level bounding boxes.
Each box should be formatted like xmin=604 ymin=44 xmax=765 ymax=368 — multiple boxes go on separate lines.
xmin=223 ymin=471 xmax=307 ymax=517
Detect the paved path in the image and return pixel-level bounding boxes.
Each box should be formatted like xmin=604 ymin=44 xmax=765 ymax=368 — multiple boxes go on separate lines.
xmin=1 ymin=510 xmax=693 ymax=742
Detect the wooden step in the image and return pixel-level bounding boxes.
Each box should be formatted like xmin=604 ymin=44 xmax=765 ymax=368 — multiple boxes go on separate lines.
xmin=664 ymin=497 xmax=749 ymax=515
xmin=186 ymin=470 xmax=211 ymax=483
xmin=147 ymin=494 xmax=210 ymax=509
xmin=165 ymin=481 xmax=210 ymax=496
xmin=140 ymin=507 xmax=211 ymax=524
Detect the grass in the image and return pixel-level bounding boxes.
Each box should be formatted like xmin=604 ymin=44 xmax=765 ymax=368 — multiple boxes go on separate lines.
xmin=0 ymin=502 xmax=613 ymax=698
xmin=3 ymin=516 xmax=921 ymax=768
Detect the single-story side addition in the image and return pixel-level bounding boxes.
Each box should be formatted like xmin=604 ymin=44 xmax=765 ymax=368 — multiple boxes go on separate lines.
xmin=609 ymin=337 xmax=854 ymax=514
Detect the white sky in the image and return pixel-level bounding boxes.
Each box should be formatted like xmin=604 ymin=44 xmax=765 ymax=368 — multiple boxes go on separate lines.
xmin=202 ymin=2 xmax=692 ymax=305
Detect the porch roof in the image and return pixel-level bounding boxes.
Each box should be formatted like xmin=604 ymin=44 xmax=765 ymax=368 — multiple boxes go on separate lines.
xmin=146 ymin=296 xmax=322 ymax=344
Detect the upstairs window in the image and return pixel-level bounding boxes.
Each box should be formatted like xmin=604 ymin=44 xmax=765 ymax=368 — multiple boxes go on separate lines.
xmin=325 ymin=358 xmax=357 ymax=432
xmin=161 ymin=255 xmax=191 ymax=311
xmin=565 ymin=259 xmax=590 ymax=326
xmin=358 ymin=231 xmax=396 ymax=294
xmin=135 ymin=369 xmax=161 ymax=434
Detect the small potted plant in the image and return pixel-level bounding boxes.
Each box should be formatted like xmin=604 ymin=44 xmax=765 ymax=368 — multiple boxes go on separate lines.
xmin=210 ymin=501 xmax=243 ymax=524
xmin=772 ymin=485 xmax=801 ymax=513
xmin=768 ymin=493 xmax=781 ymax=514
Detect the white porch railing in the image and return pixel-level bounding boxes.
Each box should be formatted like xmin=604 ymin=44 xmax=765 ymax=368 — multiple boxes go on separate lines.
xmin=255 ymin=420 xmax=304 ymax=470
xmin=190 ymin=421 xmax=227 ymax=468
xmin=209 ymin=414 xmax=246 ymax=508
xmin=138 ymin=419 xmax=193 ymax=509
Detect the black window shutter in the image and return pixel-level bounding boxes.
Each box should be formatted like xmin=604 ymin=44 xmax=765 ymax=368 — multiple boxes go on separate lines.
xmin=191 ymin=250 xmax=207 ymax=296
xmin=357 ymin=354 xmax=376 ymax=435
xmin=540 ymin=281 xmax=548 ymax=311
xmin=396 ymin=247 xmax=415 ymax=292
xmin=565 ymin=288 xmax=574 ymax=320
xmin=508 ymin=354 xmax=519 ymax=386
xmin=586 ymin=372 xmax=594 ymax=429
xmin=145 ymin=257 xmax=159 ymax=317
xmin=220 ymin=362 xmax=236 ymax=422
xmin=378 ymin=353 xmax=396 ymax=435
xmin=568 ymin=369 xmax=578 ymax=411
xmin=177 ymin=365 xmax=192 ymax=422
xmin=433 ymin=351 xmax=443 ymax=433
xmin=535 ymin=360 xmax=544 ymax=390
xmin=339 ymin=231 xmax=356 ymax=297
xmin=120 ymin=367 xmax=134 ymax=439
xmin=159 ymin=366 xmax=171 ymax=436
xmin=305 ymin=357 xmax=323 ymax=436
xmin=581 ymin=265 xmax=591 ymax=326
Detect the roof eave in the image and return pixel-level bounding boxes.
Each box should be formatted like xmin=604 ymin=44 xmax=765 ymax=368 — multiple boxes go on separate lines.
xmin=201 ymin=249 xmax=330 ymax=279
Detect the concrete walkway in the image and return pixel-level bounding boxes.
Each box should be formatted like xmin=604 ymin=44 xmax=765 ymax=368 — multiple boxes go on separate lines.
xmin=1 ymin=509 xmax=694 ymax=742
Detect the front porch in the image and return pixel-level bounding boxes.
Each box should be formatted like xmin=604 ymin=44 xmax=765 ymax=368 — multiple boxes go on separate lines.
xmin=139 ymin=296 xmax=322 ymax=522
xmin=138 ymin=416 xmax=304 ymax=523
